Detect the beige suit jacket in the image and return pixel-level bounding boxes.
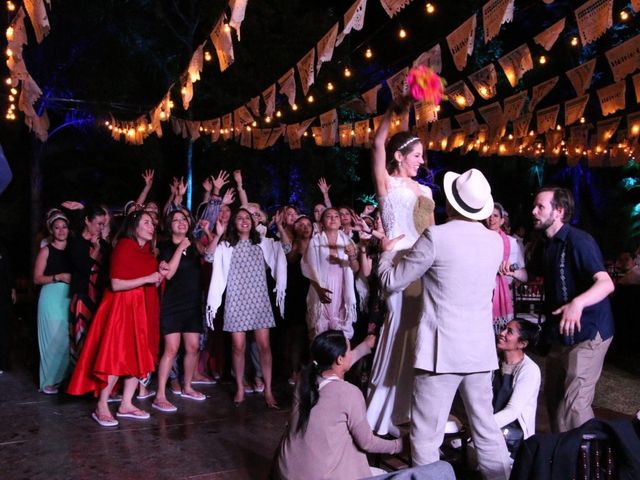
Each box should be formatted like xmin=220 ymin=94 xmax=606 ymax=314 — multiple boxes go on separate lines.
xmin=378 ymin=219 xmax=502 ymax=373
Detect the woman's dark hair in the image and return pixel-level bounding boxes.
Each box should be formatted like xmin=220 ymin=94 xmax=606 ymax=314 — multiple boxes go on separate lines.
xmin=295 ymin=330 xmax=348 ymax=434
xmin=512 ymin=318 xmax=540 ymax=350
xmin=292 ymin=215 xmax=313 ymax=240
xmin=164 ymin=208 xmax=193 ymax=237
xmin=118 ymin=210 xmax=154 ymax=243
xmin=320 ymin=207 xmax=339 ymax=225
xmin=84 ymin=204 xmax=108 ymax=222
xmin=385 ymin=131 xmax=421 ymax=174
xmin=225 ymin=208 xmax=261 ymax=246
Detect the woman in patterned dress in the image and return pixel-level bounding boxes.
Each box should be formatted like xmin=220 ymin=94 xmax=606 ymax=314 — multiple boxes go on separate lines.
xmin=206 ymin=208 xmax=286 ymax=408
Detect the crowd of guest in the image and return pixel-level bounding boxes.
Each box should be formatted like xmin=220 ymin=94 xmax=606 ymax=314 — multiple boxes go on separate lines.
xmin=1 ymin=100 xmax=637 ymax=478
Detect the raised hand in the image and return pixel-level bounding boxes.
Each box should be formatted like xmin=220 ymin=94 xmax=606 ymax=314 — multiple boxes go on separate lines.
xmin=142 ymin=169 xmax=154 ymax=187
xmin=61 ymin=201 xmax=84 ymax=210
xmin=169 ymin=177 xmax=179 ymax=196
xmin=221 ymin=188 xmax=235 ymax=205
xmin=232 ymin=169 xmax=243 ymax=186
xmin=215 ymin=217 xmax=228 ymax=236
xmin=212 ymin=171 xmax=230 ymax=192
xmin=317 ymin=177 xmax=331 ymax=194
xmin=177 ymin=177 xmax=188 ymax=197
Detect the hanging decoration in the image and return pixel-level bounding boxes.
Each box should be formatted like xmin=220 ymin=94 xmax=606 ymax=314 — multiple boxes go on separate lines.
xmin=536 ymin=104 xmax=560 ymax=133
xmin=445 ymin=80 xmax=475 ymax=110
xmin=336 ymin=0 xmax=368 ymax=46
xmin=604 ymin=34 xmax=640 ymax=82
xmin=278 ymin=69 xmax=297 ymax=107
xmin=533 ymin=18 xmax=566 ymax=51
xmin=23 ymin=0 xmax=50 ymax=43
xmin=316 ymin=23 xmax=339 ymax=74
xmin=386 ymin=67 xmax=409 ymax=101
xmin=446 ymin=14 xmax=477 ymax=71
xmin=413 ymin=44 xmax=442 ymax=74
xmin=503 ymin=91 xmax=527 ymax=121
xmin=513 ymin=113 xmax=533 ymax=138
xmin=498 ymin=44 xmax=533 ymax=87
xmin=565 ymin=94 xmax=590 ymax=125
xmin=633 ymin=73 xmax=640 ymax=103
xmin=361 ymin=84 xmax=382 ymax=113
xmin=597 ymin=80 xmax=626 ymax=116
xmin=455 ymin=110 xmax=480 ymax=135
xmin=482 ymin=0 xmax=514 ymax=44
xmin=574 ymin=0 xmax=613 ymax=46
xmin=262 ymin=84 xmax=276 ymax=117
xmin=468 ymin=64 xmax=498 ymax=100
xmin=228 ymin=0 xmax=249 ymax=40
xmin=319 ymin=109 xmax=338 ymax=146
xmin=565 ymin=59 xmax=596 ymax=95
xmin=529 ymin=76 xmax=559 ymax=111
xmin=296 ymin=49 xmax=315 ymax=96
xmin=210 ymin=16 xmax=235 ymax=72
xmin=379 ymin=0 xmax=414 ymax=17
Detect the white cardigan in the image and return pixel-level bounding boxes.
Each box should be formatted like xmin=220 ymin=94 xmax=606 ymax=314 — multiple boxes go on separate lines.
xmin=493 ymin=354 xmax=541 ymax=439
xmin=205 ymin=237 xmax=287 ymax=329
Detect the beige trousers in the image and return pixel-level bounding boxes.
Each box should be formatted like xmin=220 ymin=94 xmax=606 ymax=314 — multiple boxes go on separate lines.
xmin=412 ymin=370 xmax=511 ymax=480
xmin=545 ymin=333 xmax=613 ymax=433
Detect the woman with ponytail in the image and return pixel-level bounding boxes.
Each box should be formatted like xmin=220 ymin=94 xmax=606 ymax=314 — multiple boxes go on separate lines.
xmin=275 ymin=330 xmax=401 ymax=480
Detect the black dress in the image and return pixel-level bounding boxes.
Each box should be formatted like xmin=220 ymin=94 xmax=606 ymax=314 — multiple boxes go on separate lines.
xmin=158 ymin=240 xmax=204 ymax=335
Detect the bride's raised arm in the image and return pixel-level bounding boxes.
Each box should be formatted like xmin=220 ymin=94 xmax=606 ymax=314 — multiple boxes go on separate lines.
xmin=371 ymin=107 xmax=394 ymax=199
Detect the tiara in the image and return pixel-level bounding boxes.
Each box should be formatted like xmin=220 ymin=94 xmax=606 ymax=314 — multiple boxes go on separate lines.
xmin=397 ymin=136 xmax=420 ymax=152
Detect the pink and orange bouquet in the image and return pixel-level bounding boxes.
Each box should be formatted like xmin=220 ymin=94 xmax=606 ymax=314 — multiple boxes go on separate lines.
xmin=406 ymin=65 xmax=446 ymax=105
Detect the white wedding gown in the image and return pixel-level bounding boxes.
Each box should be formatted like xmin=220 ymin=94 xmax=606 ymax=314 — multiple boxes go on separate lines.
xmin=366 ymin=175 xmax=434 ymax=435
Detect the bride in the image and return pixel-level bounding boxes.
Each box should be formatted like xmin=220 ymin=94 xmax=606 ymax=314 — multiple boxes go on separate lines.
xmin=366 ymin=100 xmax=435 ymax=436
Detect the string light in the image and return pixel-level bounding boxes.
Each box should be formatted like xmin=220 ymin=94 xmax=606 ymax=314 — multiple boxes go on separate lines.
xmin=6 ymin=26 xmax=13 ymax=41
xmin=398 ymin=28 xmax=407 ymax=39
xmin=307 ymin=95 xmax=314 ymax=103
xmin=539 ymin=55 xmax=547 ymax=65
xmin=344 ymin=67 xmax=351 ymax=78
xmin=6 ymin=1 xmax=15 ymax=11
xmin=223 ymin=23 xmax=231 ymax=33
xmin=276 ymin=110 xmax=282 ymax=118
xmin=327 ymin=82 xmax=334 ymax=91
xmin=580 ymin=117 xmax=585 ymax=124
xmin=571 ymin=37 xmax=579 ymax=47
xmin=478 ymin=86 xmax=488 ymax=97
xmin=620 ymin=10 xmax=629 ymax=21
xmin=426 ymin=3 xmax=435 ymax=14
xmin=632 ymin=124 xmax=640 ymax=135
xmin=204 ymin=51 xmax=212 ymax=62
xmin=455 ymin=96 xmax=466 ymax=107
xmin=5 ymin=78 xmax=11 ymax=85
xmin=251 ymin=121 xmax=257 ymax=127
xmin=365 ymin=48 xmax=373 ymax=59
xmin=265 ymin=115 xmax=271 ymax=123
xmin=291 ymin=103 xmax=298 ymax=111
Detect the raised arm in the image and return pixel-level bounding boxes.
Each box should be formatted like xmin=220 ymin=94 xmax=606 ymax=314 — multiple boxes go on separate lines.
xmin=202 ymin=176 xmax=213 ymax=203
xmin=371 ymin=108 xmax=394 ymax=198
xmin=135 ymin=169 xmax=154 ymax=206
xmin=163 ymin=177 xmax=178 ymax=215
xmin=233 ymin=170 xmax=249 ymax=206
xmin=317 ymin=177 xmax=332 ymax=208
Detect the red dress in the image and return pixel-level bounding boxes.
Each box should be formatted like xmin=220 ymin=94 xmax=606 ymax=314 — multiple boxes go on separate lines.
xmin=67 ymin=238 xmax=159 ymax=397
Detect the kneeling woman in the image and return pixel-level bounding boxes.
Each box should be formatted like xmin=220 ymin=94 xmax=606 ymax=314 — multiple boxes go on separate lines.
xmin=68 ymin=211 xmax=165 ymax=427
xmin=275 ymin=330 xmax=402 ymax=480
xmin=206 ymin=208 xmax=286 ymax=408
xmin=493 ymin=318 xmax=541 ymax=457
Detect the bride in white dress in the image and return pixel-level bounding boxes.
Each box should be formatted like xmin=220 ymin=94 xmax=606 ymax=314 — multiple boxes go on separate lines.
xmin=366 ymin=103 xmax=435 ymax=436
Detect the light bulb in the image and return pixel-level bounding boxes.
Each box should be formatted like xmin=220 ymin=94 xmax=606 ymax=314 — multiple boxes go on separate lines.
xmin=327 ymin=82 xmax=334 ymax=91
xmin=265 ymin=116 xmax=271 ymax=123
xmin=291 ymin=104 xmax=298 ymax=111
xmin=307 ymin=95 xmax=314 ymax=103
xmin=399 ymin=28 xmax=407 ymax=39
xmin=571 ymin=37 xmax=579 ymax=47
xmin=344 ymin=68 xmax=351 ymax=78
xmin=620 ymin=10 xmax=629 ymax=20
xmin=204 ymin=51 xmax=212 ymax=62
xmin=426 ymin=3 xmax=435 ymax=14
xmin=276 ymin=110 xmax=282 ymax=118
xmin=365 ymin=48 xmax=372 ymax=59
xmin=539 ymin=55 xmax=546 ymax=65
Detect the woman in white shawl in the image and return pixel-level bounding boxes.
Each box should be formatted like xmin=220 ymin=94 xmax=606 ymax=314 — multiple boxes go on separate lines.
xmin=302 ymin=208 xmax=359 ymax=339
xmin=206 ymin=208 xmax=286 ymax=408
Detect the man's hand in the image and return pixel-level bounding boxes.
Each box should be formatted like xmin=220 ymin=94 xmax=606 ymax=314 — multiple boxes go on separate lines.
xmin=380 ymin=234 xmax=405 ymax=252
xmin=553 ymin=299 xmax=583 ymax=337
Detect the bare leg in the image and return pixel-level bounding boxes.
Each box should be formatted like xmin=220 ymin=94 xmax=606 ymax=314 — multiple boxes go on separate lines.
xmin=155 ymin=333 xmax=180 ymax=408
xmin=231 ymin=332 xmax=246 ymax=404
xmin=97 ymin=375 xmax=119 ymax=417
xmin=182 ymin=332 xmax=202 ymax=396
xmin=119 ymin=377 xmax=143 ymax=413
xmin=255 ymin=328 xmax=277 ymax=408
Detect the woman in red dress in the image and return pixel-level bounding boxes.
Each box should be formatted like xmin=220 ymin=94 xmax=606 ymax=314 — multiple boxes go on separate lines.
xmin=68 ymin=211 xmax=166 ymax=427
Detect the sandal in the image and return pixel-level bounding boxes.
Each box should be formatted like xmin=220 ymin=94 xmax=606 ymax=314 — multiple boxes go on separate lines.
xmin=92 ymin=411 xmax=118 ymax=427
xmin=152 ymin=400 xmax=177 ymax=413
xmin=116 ymin=408 xmax=150 ymax=420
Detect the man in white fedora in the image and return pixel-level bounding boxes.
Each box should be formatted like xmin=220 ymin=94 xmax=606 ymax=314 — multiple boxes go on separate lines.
xmin=378 ymin=168 xmax=512 ymax=480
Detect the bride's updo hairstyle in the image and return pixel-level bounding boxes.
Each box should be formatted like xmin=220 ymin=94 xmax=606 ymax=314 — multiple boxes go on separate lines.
xmin=385 ymin=132 xmax=421 ymax=174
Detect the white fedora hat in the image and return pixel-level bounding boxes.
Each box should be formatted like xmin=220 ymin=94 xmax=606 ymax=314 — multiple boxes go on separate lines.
xmin=443 ymin=168 xmax=494 ymax=220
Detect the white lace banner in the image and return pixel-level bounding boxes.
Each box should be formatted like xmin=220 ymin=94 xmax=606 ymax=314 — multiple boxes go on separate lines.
xmin=503 ymin=91 xmax=527 ymax=121
xmin=297 ymin=49 xmax=315 ymax=96
xmin=23 ymin=0 xmax=50 ymax=43
xmin=240 ymin=126 xmax=252 ymax=148
xmin=628 ymin=111 xmax=640 ymax=136
xmin=634 ymin=73 xmax=640 ymax=103
xmin=379 ymin=0 xmax=412 ymax=17
xmin=354 ymin=119 xmax=370 ymax=146
xmin=188 ymin=45 xmax=204 ymax=84
xmin=565 ymin=59 xmax=596 ymax=95
xmin=534 ymin=18 xmax=565 ymax=51
xmin=545 ymin=130 xmax=564 ymax=153
xmin=181 ymin=80 xmax=194 ymax=110
xmin=482 ymin=0 xmax=514 ymax=44
xmin=430 ymin=118 xmax=452 ymax=143
xmin=336 ymin=0 xmax=368 ymax=46
xmin=468 ymin=64 xmax=498 ymax=100
xmin=316 ymin=23 xmax=339 ymax=74
xmin=536 ymin=104 xmax=560 ymax=133
xmin=267 ymin=126 xmax=285 ymax=147
xmin=362 ymin=84 xmax=382 ymax=113
xmin=574 ymin=0 xmax=613 ymax=46
xmin=455 ymin=110 xmax=480 ymax=135
xmin=513 ymin=113 xmax=532 ymax=138
xmin=498 ymin=44 xmax=533 ymax=87
xmin=339 ymin=124 xmax=354 ymax=147
xmin=597 ymin=80 xmax=626 ymax=116
xmin=564 ymin=94 xmax=590 ymax=125
xmin=447 ymin=15 xmax=477 ymax=72
xmin=386 ymin=67 xmax=409 ymax=101
xmin=319 ymin=109 xmax=338 ymax=146
xmin=229 ymin=0 xmax=248 ymax=40
xmin=413 ymin=44 xmax=442 ymax=74
xmin=415 ymin=100 xmax=438 ymax=126
xmin=278 ymin=68 xmax=296 ymax=107
xmin=446 ymin=80 xmax=475 ymax=110
xmin=605 ymin=34 xmax=640 ymax=82
xmin=596 ymin=116 xmax=620 ymax=144
xmin=568 ymin=124 xmax=590 ymax=151
xmin=529 ymin=76 xmax=559 ymax=111
xmin=210 ymin=16 xmax=235 ymax=72
xmin=246 ymin=96 xmax=260 ymax=117
xmin=253 ymin=128 xmax=270 ymax=150
xmin=234 ymin=105 xmax=254 ymax=126
xmin=262 ymin=84 xmax=276 ymax=117
xmin=479 ymin=102 xmax=505 ymax=141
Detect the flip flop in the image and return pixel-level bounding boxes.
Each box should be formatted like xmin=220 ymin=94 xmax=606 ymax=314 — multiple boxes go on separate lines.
xmin=116 ymin=409 xmax=150 ymax=420
xmin=92 ymin=411 xmax=119 ymax=427
xmin=152 ymin=401 xmax=177 ymax=413
xmin=181 ymin=391 xmax=206 ymax=401
xmin=136 ymin=390 xmax=156 ymax=400
xmin=107 ymin=394 xmax=123 ymax=403
xmin=191 ymin=378 xmax=217 ymax=385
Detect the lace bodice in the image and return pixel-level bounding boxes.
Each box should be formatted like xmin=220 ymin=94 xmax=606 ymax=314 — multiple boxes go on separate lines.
xmin=379 ymin=176 xmax=435 ymax=251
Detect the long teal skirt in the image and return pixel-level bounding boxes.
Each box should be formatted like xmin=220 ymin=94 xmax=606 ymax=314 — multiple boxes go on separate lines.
xmin=37 ymin=283 xmax=71 ymax=390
